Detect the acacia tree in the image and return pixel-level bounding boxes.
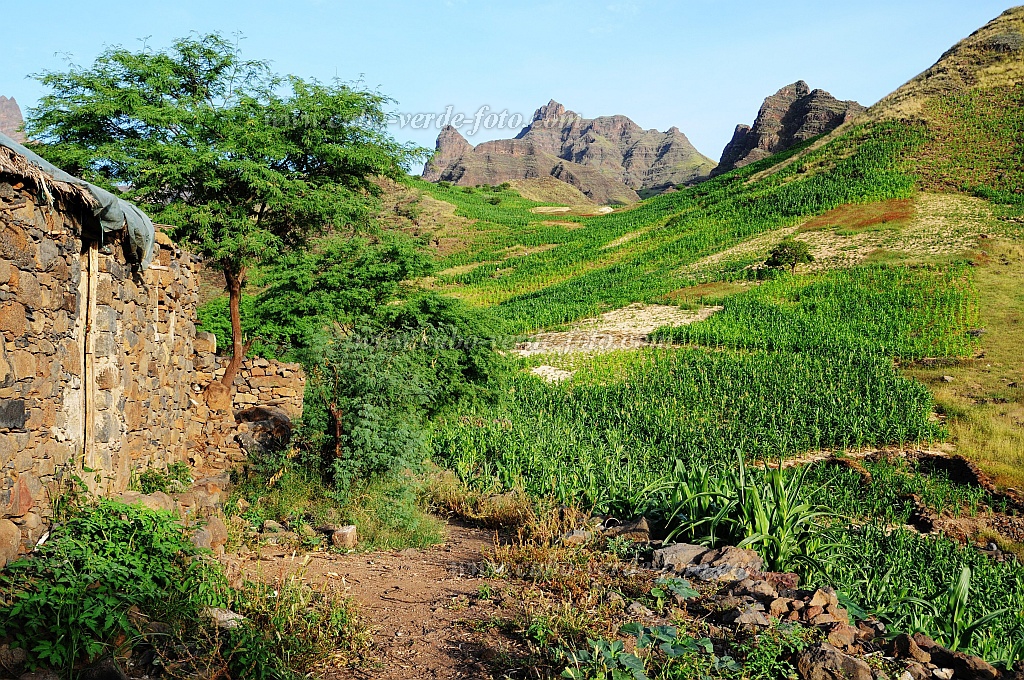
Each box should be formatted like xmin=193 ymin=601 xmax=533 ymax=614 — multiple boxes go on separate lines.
xmin=28 ymin=34 xmax=421 ymax=390
xmin=766 ymin=239 xmax=814 ymax=273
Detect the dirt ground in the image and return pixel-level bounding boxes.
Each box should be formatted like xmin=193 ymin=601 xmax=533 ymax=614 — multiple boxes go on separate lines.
xmin=245 ymin=523 xmax=502 ymax=679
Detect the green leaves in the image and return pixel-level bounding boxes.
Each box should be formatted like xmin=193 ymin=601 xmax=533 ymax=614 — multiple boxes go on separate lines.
xmin=0 ymin=500 xmax=226 ymax=673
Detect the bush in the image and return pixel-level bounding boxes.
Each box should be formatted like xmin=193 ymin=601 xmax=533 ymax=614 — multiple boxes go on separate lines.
xmin=300 ymin=294 xmax=508 ymax=490
xmin=0 ymin=500 xmax=226 ymax=671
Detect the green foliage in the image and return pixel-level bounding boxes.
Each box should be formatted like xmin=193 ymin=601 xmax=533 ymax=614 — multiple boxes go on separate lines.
xmin=303 ymin=294 xmax=507 ymax=489
xmin=249 ymin=233 xmax=434 ymax=358
xmin=765 ymin=239 xmax=814 ymax=272
xmin=665 ymin=456 xmax=832 ymax=573
xmin=433 ymin=348 xmax=941 ymax=516
xmin=557 ymin=625 xmax=739 ymax=680
xmin=801 ymin=458 xmax=991 ymax=525
xmin=224 ymin=577 xmax=361 ymax=680
xmin=820 ymin=524 xmax=1024 ymax=665
xmin=137 ymin=461 xmax=193 ymax=494
xmin=0 ymin=500 xmax=226 ymax=671
xmin=433 ymin=121 xmax=927 ymax=332
xmin=652 ymin=265 xmax=979 ymax=359
xmin=28 ymin=34 xmax=420 ymax=273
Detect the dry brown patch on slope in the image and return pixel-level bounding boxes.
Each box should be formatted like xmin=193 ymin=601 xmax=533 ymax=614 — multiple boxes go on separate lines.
xmin=515 ymin=303 xmax=720 ymax=356
xmin=681 ymin=193 xmax=992 ymax=277
xmin=506 ymin=176 xmax=596 ymax=206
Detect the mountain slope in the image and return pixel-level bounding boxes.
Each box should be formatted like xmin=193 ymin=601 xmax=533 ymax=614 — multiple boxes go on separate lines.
xmin=712 ymin=81 xmax=864 ymax=176
xmin=0 ymin=96 xmax=25 ymax=143
xmin=422 ymin=101 xmax=716 ymax=204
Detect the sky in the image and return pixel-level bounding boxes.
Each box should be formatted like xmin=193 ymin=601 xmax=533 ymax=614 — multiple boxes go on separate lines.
xmin=1 ymin=1 xmax=1015 ymax=171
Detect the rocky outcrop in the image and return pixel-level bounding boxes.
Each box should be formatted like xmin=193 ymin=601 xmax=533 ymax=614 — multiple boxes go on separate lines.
xmin=713 ymin=82 xmax=864 ymax=176
xmin=423 ymin=101 xmax=716 ymax=204
xmin=0 ymin=97 xmax=25 ymax=144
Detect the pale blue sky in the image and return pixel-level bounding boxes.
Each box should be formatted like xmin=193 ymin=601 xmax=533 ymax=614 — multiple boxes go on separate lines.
xmin=2 ymin=1 xmax=1015 ymax=168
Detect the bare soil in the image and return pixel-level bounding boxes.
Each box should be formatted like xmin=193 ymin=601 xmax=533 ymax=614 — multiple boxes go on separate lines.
xmin=515 ymin=303 xmax=721 ymax=356
xmin=243 ymin=522 xmax=502 ymax=679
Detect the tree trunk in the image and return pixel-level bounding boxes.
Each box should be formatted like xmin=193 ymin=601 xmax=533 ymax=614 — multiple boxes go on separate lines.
xmin=221 ymin=265 xmax=247 ymax=387
xmin=329 ymin=403 xmax=344 ymax=459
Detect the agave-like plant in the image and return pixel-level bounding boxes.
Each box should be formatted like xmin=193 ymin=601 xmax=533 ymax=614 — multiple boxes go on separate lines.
xmin=899 ymin=566 xmax=1010 ymax=654
xmin=664 ymin=452 xmax=833 ymax=572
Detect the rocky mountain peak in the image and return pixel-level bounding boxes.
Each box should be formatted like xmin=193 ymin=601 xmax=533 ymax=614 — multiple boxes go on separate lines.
xmin=533 ymin=99 xmax=568 ymax=122
xmin=424 ymin=100 xmax=716 ymax=203
xmin=713 ymin=81 xmax=864 ymax=176
xmin=0 ymin=96 xmax=25 ymax=144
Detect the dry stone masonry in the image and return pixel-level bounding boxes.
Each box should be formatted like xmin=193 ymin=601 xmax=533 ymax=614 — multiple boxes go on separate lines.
xmin=0 ymin=140 xmax=304 ymax=565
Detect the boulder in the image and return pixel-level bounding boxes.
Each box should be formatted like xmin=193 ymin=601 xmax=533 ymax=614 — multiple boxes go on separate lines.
xmin=797 ymin=643 xmax=873 ymax=680
xmin=698 ymin=546 xmax=764 ymax=574
xmin=234 ymin=406 xmax=293 ymax=454
xmin=602 ymin=517 xmax=650 ymax=542
xmin=331 ymin=525 xmax=358 ymax=549
xmin=826 ymin=624 xmax=859 ymax=649
xmin=684 ymin=564 xmax=749 ymax=583
xmin=891 ymin=634 xmax=931 ymax=664
xmin=201 ymin=607 xmax=246 ymax=630
xmin=951 ymin=652 xmax=999 ymax=680
xmin=0 ymin=518 xmax=21 ymax=568
xmin=652 ymin=543 xmax=708 ymax=571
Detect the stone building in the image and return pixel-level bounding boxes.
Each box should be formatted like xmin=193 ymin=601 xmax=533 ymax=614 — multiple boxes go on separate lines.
xmin=0 ymin=134 xmax=303 ymax=565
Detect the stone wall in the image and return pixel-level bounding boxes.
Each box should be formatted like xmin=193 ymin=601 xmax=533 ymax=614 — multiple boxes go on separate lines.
xmin=187 ymin=343 xmax=305 ymax=471
xmin=0 ymin=176 xmax=203 ymax=557
xmin=0 ymin=166 xmax=306 ymax=565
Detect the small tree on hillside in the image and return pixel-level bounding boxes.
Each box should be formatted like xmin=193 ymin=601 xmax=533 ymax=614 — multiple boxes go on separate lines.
xmin=28 ymin=34 xmax=422 ymax=395
xmin=766 ymin=239 xmax=814 ymax=273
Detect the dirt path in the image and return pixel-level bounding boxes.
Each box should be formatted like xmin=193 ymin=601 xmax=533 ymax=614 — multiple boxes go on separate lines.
xmin=244 ymin=523 xmax=500 ymax=679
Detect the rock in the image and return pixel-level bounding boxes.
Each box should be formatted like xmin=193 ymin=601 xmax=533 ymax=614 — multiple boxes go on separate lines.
xmin=18 ymin=671 xmax=60 ymax=680
xmin=826 ymin=624 xmax=859 ymax=649
xmin=79 ymin=657 xmax=128 ymax=680
xmin=685 ymin=564 xmax=749 ymax=583
xmin=204 ymin=382 xmax=232 ymax=412
xmin=769 ymin=598 xmax=791 ymax=618
xmin=652 ymin=543 xmax=708 ymax=571
xmin=602 ymin=517 xmax=650 ymax=542
xmin=911 ymin=634 xmax=954 ymax=668
xmin=901 ymin=662 xmax=931 ymax=680
xmin=950 ymin=652 xmax=999 ymax=680
xmin=0 ymin=643 xmax=27 ymax=676
xmin=262 ymin=519 xmax=285 ymax=533
xmin=422 ymin=101 xmax=717 ymax=203
xmin=734 ymin=605 xmax=771 ymax=628
xmin=626 ymin=601 xmax=654 ymax=618
xmin=234 ymin=406 xmax=293 ymax=453
xmin=202 ymin=607 xmax=246 ymax=630
xmin=0 ymin=96 xmax=25 ymax=144
xmin=713 ymin=81 xmax=864 ymax=176
xmin=201 ymin=515 xmax=228 ymax=552
xmin=892 ymin=634 xmax=931 ymax=664
xmin=739 ymin=579 xmax=778 ymax=599
xmin=698 ymin=546 xmax=764 ymax=574
xmin=331 ymin=525 xmax=358 ymax=549
xmin=0 ymin=518 xmax=21 ymax=568
xmin=797 ymin=643 xmax=874 ymax=680
xmin=560 ymin=528 xmax=596 ymax=546
xmin=808 ymin=587 xmax=839 ymax=608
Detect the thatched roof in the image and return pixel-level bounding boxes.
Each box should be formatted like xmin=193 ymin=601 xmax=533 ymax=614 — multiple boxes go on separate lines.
xmin=0 ymin=141 xmax=97 ymax=211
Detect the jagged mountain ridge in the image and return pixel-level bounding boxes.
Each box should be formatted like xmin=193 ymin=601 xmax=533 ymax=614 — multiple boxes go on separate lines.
xmin=713 ymin=81 xmax=864 ymax=176
xmin=423 ymin=100 xmax=716 ymax=204
xmin=0 ymin=96 xmax=25 ymax=143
